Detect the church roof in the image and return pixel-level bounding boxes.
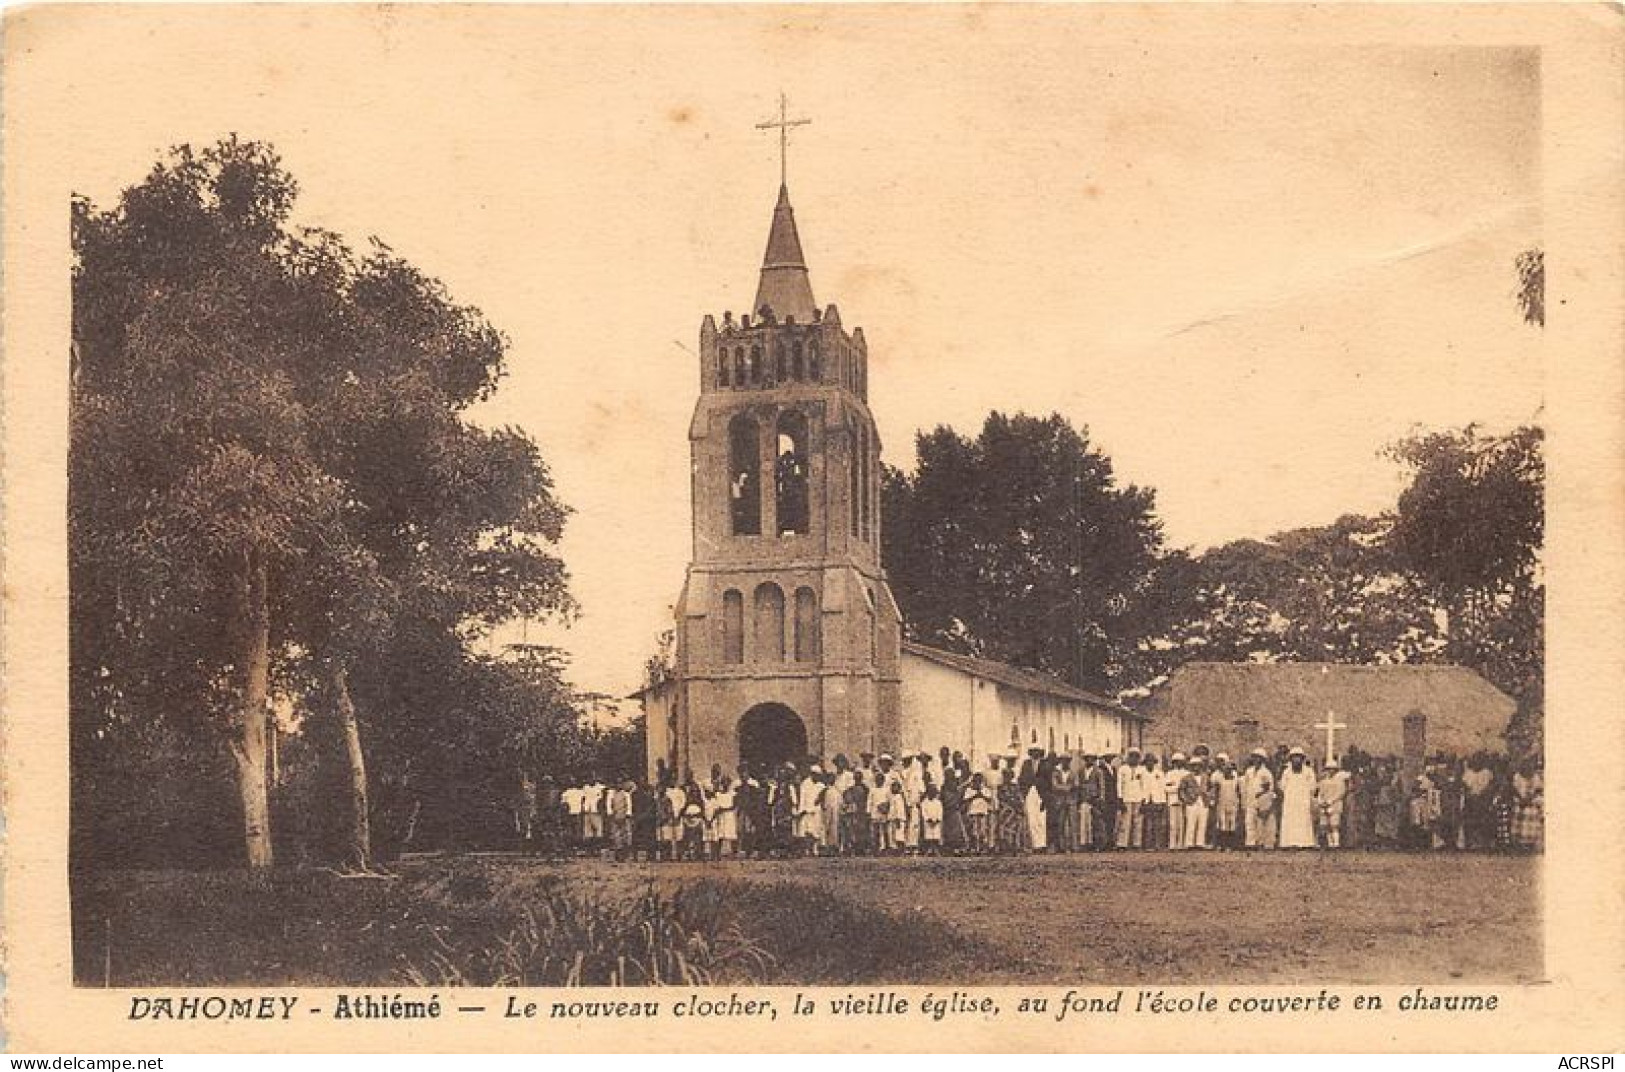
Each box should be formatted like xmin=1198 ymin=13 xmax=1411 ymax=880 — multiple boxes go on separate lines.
xmin=1133 ymin=661 xmax=1514 ymax=752
xmin=752 ymin=184 xmax=818 ymax=324
xmin=902 ymin=641 xmax=1138 ymax=716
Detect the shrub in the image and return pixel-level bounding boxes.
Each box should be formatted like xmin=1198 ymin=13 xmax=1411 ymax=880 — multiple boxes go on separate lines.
xmin=402 ymin=883 xmax=775 ymax=986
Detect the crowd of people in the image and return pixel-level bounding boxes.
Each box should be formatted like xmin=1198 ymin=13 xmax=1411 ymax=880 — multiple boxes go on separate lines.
xmin=517 ymin=743 xmax=1544 ymax=862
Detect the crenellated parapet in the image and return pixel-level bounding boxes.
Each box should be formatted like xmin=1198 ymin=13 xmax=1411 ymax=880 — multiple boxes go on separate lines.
xmin=701 ymin=302 xmax=869 ymax=400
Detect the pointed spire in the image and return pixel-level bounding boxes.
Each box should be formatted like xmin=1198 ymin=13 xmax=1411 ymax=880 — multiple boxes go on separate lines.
xmin=753 ymin=184 xmax=817 ymax=323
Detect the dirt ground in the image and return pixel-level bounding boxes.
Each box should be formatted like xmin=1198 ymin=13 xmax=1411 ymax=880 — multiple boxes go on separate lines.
xmin=73 ymin=851 xmax=1540 ymax=986
xmin=539 ymin=850 xmax=1542 ymax=985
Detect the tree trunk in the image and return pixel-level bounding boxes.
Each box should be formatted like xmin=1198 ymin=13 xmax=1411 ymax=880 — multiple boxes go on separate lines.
xmin=230 ymin=548 xmax=275 ymax=868
xmin=331 ymin=663 xmax=372 ymax=870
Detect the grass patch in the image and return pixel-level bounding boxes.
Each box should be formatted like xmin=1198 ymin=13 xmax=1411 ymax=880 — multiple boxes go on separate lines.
xmin=402 ymin=884 xmax=776 ymax=986
xmin=72 ymin=857 xmax=982 ymax=987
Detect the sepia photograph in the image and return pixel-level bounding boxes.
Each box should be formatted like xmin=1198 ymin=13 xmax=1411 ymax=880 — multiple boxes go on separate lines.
xmin=6 ymin=2 xmax=1621 ymax=1056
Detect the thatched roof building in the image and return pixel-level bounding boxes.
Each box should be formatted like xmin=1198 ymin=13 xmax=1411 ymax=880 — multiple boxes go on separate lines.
xmin=1135 ymin=662 xmax=1515 ymax=760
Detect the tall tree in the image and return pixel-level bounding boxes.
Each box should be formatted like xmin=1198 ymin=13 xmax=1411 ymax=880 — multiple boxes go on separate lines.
xmin=882 ymin=412 xmax=1165 ymax=693
xmin=73 ymin=139 xmax=348 ymax=867
xmin=1385 ymin=425 xmax=1544 ymax=749
xmin=71 ymin=137 xmax=576 ymax=868
xmin=281 ymin=245 xmax=576 ymax=868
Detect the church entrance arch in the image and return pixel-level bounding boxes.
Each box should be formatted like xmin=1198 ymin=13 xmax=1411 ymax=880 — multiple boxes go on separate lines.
xmin=738 ymin=703 xmax=808 ymax=775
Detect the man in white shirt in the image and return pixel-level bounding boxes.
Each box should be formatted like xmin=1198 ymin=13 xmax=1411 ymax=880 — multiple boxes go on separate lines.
xmin=868 ymin=769 xmax=893 ymax=853
xmin=580 ymin=780 xmax=606 ymax=848
xmin=1244 ymin=750 xmax=1277 ymax=849
xmin=1179 ymin=757 xmax=1210 ymax=850
xmin=560 ymin=784 xmax=586 ymax=854
xmin=662 ymin=779 xmax=687 ymax=861
xmin=1165 ymin=753 xmax=1188 ymax=850
xmin=1142 ymin=754 xmax=1168 ymax=849
xmin=1116 ymin=749 xmax=1146 ymax=849
xmin=833 ymin=754 xmax=856 ymax=794
xmin=984 ymin=754 xmax=1006 ymax=792
xmin=1316 ymin=758 xmax=1349 ymax=848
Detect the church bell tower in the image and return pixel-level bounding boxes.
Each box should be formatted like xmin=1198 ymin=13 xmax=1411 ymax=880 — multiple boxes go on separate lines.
xmin=658 ymin=171 xmax=904 ymax=780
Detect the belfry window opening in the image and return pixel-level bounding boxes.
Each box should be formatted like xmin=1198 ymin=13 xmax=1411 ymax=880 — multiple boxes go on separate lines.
xmin=775 ymin=410 xmax=810 ymax=535
xmin=728 ymin=413 xmax=761 ymax=536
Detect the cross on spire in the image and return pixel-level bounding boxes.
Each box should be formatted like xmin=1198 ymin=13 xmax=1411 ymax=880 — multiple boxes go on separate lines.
xmin=756 ymin=91 xmax=811 ymax=188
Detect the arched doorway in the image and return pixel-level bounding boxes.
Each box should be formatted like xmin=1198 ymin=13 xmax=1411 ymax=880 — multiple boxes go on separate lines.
xmin=738 ymin=703 xmax=808 ymax=775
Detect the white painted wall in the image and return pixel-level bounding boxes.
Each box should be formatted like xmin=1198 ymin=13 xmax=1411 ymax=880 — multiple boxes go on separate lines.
xmin=898 ymin=651 xmax=974 ymax=757
xmin=899 ymin=650 xmax=1139 ymax=763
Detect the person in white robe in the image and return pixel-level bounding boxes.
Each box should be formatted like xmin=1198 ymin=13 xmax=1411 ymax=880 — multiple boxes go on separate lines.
xmin=1023 ymin=751 xmax=1048 ymax=853
xmin=920 ymin=786 xmax=945 ymax=854
xmin=819 ymin=771 xmax=843 ymax=855
xmin=885 ymin=777 xmax=909 ymax=852
xmin=902 ymin=755 xmax=927 ymax=850
xmin=701 ymin=778 xmax=719 ymax=851
xmin=710 ymin=775 xmax=738 ymax=859
xmin=1277 ymin=746 xmax=1319 ymax=849
xmin=796 ymin=767 xmax=824 ymax=852
xmin=1211 ymin=755 xmax=1243 ymax=850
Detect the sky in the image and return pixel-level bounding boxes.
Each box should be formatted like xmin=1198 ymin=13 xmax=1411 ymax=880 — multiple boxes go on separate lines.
xmin=49 ymin=7 xmax=1544 ymax=701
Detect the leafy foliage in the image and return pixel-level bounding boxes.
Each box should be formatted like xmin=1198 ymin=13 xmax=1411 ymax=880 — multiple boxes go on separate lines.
xmin=1386 ymin=425 xmax=1545 ymax=754
xmin=71 ymin=137 xmax=580 ymax=868
xmin=403 ymin=884 xmax=776 ymax=987
xmin=881 ymin=409 xmax=1542 ymax=758
xmin=1124 ymin=515 xmax=1445 ymax=688
xmin=883 ymin=413 xmax=1165 ymax=692
xmin=1386 ymin=426 xmax=1543 ymax=605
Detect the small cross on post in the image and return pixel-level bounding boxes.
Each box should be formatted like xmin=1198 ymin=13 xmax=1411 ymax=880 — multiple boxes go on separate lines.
xmin=756 ymin=91 xmax=812 ymax=187
xmin=1315 ymin=709 xmax=1348 ymax=768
